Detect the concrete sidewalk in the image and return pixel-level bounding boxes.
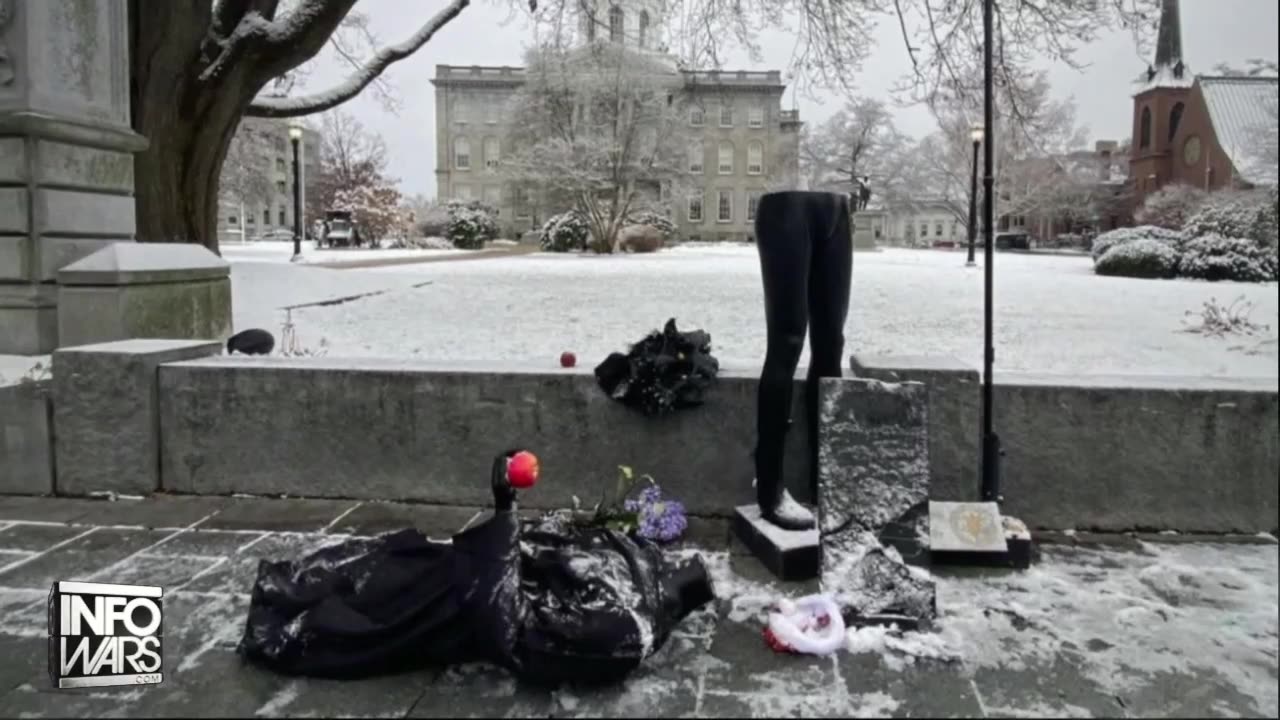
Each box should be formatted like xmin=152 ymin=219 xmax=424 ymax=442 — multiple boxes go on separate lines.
xmin=0 ymin=494 xmax=1275 ymax=718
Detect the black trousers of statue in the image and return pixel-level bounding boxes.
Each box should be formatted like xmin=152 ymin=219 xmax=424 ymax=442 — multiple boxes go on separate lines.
xmin=753 ymin=191 xmax=852 ymax=511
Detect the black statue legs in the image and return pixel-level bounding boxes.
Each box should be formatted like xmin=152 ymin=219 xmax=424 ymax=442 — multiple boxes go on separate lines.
xmin=754 ymin=191 xmax=852 ymax=531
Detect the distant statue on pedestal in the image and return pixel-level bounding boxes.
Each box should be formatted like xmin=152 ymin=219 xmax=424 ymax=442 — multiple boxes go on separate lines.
xmin=855 ymin=176 xmax=872 ymax=212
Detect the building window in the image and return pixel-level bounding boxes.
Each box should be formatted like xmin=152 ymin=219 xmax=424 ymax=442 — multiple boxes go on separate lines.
xmin=228 ymin=215 xmax=238 ymax=226
xmin=264 ymin=209 xmax=271 ymax=226
xmin=484 ymin=185 xmax=502 ymax=209
xmin=747 ymin=141 xmax=764 ymax=175
xmin=935 ymin=222 xmax=943 ymax=236
xmin=719 ymin=104 xmax=733 ymax=127
xmin=609 ymin=5 xmax=623 ymax=42
xmin=276 ymin=180 xmax=286 ymax=193
xmin=484 ymin=137 xmax=501 ymax=169
xmin=276 ymin=158 xmax=285 ymax=172
xmin=747 ymin=191 xmax=761 ymax=221
xmin=455 ymin=184 xmax=472 ymax=200
xmin=1139 ymin=106 xmax=1151 ymax=149
xmin=874 ymin=221 xmax=883 ymax=239
xmin=688 ymin=192 xmax=704 ymax=222
xmin=717 ymin=190 xmax=733 ymax=222
xmin=514 ymin=188 xmax=531 ymax=219
xmin=748 ymin=107 xmax=764 ymax=128
xmin=639 ymin=10 xmax=649 ymax=48
xmin=454 ymin=101 xmax=469 ymax=125
xmin=455 ymin=137 xmax=471 ymax=170
xmin=919 ymin=223 xmax=928 ymax=237
xmin=1169 ymin=102 xmax=1185 ymax=141
xmin=689 ymin=106 xmax=705 ymax=127
xmin=688 ymin=141 xmax=704 ymax=173
xmin=247 ymin=215 xmax=256 ymax=225
xmin=718 ymin=141 xmax=734 ymax=174
xmin=279 ymin=207 xmax=287 ymax=226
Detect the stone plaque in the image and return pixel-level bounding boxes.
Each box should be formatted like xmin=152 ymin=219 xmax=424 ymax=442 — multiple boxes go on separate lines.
xmin=928 ymin=501 xmax=1008 ymax=553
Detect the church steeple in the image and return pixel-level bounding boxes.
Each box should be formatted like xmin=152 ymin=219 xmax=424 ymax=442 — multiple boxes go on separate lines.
xmin=1146 ymin=0 xmax=1187 ymax=82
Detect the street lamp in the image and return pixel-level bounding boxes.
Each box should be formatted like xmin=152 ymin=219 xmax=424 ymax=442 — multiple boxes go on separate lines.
xmin=288 ymin=121 xmax=304 ymax=262
xmin=980 ymin=0 xmax=1000 ymax=504
xmin=966 ymin=124 xmax=983 ymax=267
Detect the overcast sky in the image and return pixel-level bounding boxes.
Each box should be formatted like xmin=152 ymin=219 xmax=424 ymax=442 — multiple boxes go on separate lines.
xmin=298 ymin=0 xmax=1279 ymax=199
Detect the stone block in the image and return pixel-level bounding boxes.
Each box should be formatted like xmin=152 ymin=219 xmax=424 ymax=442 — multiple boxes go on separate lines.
xmin=53 ymin=339 xmax=223 ymax=495
xmin=35 ymin=141 xmax=134 ymax=192
xmin=731 ymin=504 xmax=819 ymax=581
xmin=0 ymin=236 xmax=30 ymax=282
xmin=0 ymin=188 xmax=29 ymax=234
xmin=158 ymin=358 xmax=814 ymax=515
xmin=850 ymin=354 xmax=980 ymax=503
xmin=36 ymin=189 xmax=135 ymax=237
xmin=57 ymin=243 xmax=233 ymax=348
xmin=38 ymin=238 xmax=121 ymax=281
xmin=816 ymin=377 xmax=936 ymax=624
xmin=0 ymin=285 xmax=58 ymax=355
xmin=0 ymin=380 xmax=55 ymax=494
xmin=852 ymin=212 xmax=877 ymax=251
xmin=0 ymin=138 xmax=25 ymax=182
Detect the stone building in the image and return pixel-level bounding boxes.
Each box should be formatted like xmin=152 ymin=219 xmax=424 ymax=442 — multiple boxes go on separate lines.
xmin=431 ymin=0 xmax=801 ymax=242
xmin=216 ymin=117 xmax=322 ymax=246
xmin=1129 ymin=0 xmax=1278 ymax=211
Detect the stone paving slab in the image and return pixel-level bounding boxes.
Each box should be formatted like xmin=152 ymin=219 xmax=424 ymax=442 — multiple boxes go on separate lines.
xmin=0 ymin=495 xmax=1275 ymax=719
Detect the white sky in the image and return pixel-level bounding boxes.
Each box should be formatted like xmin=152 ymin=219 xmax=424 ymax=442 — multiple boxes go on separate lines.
xmin=298 ymin=0 xmax=1279 ymax=199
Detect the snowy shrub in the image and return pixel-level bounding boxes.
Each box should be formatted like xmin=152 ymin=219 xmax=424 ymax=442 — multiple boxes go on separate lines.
xmin=1182 ymin=190 xmax=1270 ymax=244
xmin=618 ymin=224 xmax=665 ymax=253
xmin=1134 ymin=183 xmax=1207 ymax=230
xmin=1177 ymin=234 xmax=1278 ymax=283
xmin=625 ymin=210 xmax=678 ymax=243
xmin=1249 ymin=185 xmax=1279 ymax=250
xmin=1094 ymin=238 xmax=1181 ymax=279
xmin=1089 ymin=225 xmax=1184 ymax=262
xmin=395 ymin=235 xmax=453 ymax=250
xmin=1181 ymin=296 xmax=1271 ymax=337
xmin=445 ymin=200 xmax=499 ymax=250
xmin=417 ymin=205 xmax=453 ymax=238
xmin=539 ymin=210 xmax=589 ymax=252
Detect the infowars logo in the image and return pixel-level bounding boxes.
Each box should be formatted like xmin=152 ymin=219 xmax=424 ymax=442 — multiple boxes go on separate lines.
xmin=47 ymin=581 xmax=164 ymax=689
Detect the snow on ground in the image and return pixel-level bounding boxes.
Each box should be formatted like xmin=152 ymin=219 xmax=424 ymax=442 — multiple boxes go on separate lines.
xmin=220 ymin=241 xmax=469 ymax=265
xmin=232 ymin=245 xmax=1280 ymax=378
xmin=698 ymin=539 xmax=1279 ymax=717
xmin=0 ymin=355 xmax=48 ymax=387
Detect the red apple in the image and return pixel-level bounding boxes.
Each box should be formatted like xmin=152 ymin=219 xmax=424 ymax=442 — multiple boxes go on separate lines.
xmin=560 ymin=351 xmax=577 ymax=368
xmin=507 ymin=451 xmax=540 ymax=489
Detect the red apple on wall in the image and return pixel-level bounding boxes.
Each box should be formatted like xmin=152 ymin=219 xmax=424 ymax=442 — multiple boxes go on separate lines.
xmin=560 ymin=352 xmax=577 ymax=368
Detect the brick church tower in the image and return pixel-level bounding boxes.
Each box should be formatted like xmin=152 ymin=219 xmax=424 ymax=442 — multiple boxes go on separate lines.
xmin=1129 ymin=0 xmax=1193 ymax=208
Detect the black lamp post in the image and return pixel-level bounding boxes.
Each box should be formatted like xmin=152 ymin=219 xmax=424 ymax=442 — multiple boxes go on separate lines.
xmin=966 ymin=124 xmax=983 ymax=267
xmin=289 ymin=122 xmax=303 ymax=262
xmin=980 ymin=0 xmax=1001 ymax=504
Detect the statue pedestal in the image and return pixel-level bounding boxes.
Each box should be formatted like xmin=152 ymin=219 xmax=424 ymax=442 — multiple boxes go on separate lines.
xmin=732 ymin=504 xmax=819 ymax=581
xmin=852 ymin=211 xmax=879 ymax=252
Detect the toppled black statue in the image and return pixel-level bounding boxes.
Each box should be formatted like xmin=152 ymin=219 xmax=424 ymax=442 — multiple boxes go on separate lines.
xmin=237 ymin=449 xmax=715 ymax=686
xmin=594 ymin=318 xmax=720 ymax=416
xmin=227 ymin=328 xmax=276 ymax=356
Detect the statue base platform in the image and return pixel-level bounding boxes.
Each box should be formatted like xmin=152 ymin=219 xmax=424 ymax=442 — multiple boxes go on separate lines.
xmin=732 ymin=504 xmax=819 ymax=581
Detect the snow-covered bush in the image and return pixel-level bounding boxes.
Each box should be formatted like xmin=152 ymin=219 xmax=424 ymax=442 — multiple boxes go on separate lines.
xmin=625 ymin=210 xmax=678 ymax=243
xmin=445 ymin=200 xmax=499 ymax=250
xmin=1250 ymin=184 xmax=1279 ymax=250
xmin=1177 ymin=234 xmax=1278 ymax=283
xmin=1134 ymin=183 xmax=1207 ymax=230
xmin=1182 ymin=190 xmax=1270 ymax=244
xmin=1094 ymin=238 xmax=1181 ymax=279
xmin=416 ymin=205 xmax=453 ymax=238
xmin=618 ymin=224 xmax=665 ymax=253
xmin=389 ymin=235 xmax=453 ymax=250
xmin=539 ymin=211 xmax=589 ymax=252
xmin=1089 ymin=225 xmax=1183 ymax=262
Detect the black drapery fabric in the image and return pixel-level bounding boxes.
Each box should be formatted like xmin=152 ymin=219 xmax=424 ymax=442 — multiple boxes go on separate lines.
xmin=594 ymin=318 xmax=720 ymax=416
xmin=238 ymin=452 xmax=714 ymax=686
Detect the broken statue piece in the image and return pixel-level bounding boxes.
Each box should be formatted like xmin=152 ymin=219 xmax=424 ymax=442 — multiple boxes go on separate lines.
xmin=238 ymin=449 xmax=715 ymax=686
xmin=594 ymin=318 xmax=720 ymax=416
xmin=816 ymin=377 xmax=936 ymax=625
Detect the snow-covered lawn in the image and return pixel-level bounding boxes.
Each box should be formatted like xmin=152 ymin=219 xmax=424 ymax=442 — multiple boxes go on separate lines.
xmin=236 ymin=245 xmax=1279 ymax=379
xmin=220 ymin=241 xmax=470 ymax=265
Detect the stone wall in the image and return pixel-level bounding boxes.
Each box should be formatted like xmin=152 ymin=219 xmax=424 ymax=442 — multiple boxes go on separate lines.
xmin=6 ymin=347 xmax=1276 ymax=533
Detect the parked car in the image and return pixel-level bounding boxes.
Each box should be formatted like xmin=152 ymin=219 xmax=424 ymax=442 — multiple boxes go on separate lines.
xmin=320 ymin=210 xmax=365 ymax=248
xmin=257 ymin=228 xmax=295 ymax=243
xmin=994 ymin=231 xmax=1031 ymax=250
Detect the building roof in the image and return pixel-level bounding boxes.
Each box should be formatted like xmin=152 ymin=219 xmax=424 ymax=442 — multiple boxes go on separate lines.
xmin=1199 ymin=75 xmax=1279 ymax=186
xmin=1133 ymin=0 xmax=1192 ymax=92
